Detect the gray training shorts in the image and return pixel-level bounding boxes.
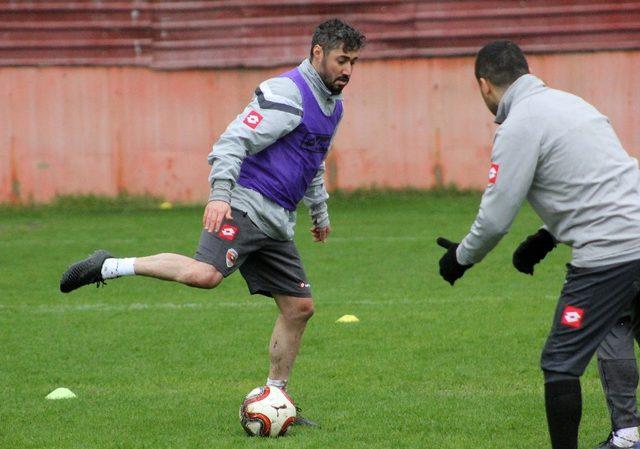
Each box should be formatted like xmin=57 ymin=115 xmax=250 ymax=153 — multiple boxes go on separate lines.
xmin=541 ymin=259 xmax=640 ymax=377
xmin=194 ymin=208 xmax=312 ymax=298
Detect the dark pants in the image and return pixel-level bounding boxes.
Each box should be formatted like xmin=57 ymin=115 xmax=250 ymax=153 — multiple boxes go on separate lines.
xmin=541 ymin=260 xmax=640 ymax=378
xmin=541 ymin=259 xmax=640 ymax=448
xmin=598 ymin=315 xmax=640 ymax=429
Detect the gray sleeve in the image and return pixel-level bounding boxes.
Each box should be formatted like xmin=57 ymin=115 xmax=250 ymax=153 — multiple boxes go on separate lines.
xmin=303 ymin=162 xmax=330 ymax=227
xmin=456 ymin=118 xmax=540 ymax=265
xmin=207 ymin=77 xmax=303 ymax=203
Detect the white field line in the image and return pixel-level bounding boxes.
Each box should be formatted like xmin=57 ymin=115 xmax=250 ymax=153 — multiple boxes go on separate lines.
xmin=0 ymin=295 xmax=557 ymax=314
xmin=327 ymin=236 xmax=427 ymax=242
xmin=0 ymin=301 xmax=260 ymax=314
xmin=0 ymin=236 xmax=427 ymax=247
xmin=0 ymin=238 xmax=143 ymax=247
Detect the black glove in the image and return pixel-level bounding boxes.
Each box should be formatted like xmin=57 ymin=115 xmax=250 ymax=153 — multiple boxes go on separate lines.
xmin=512 ymin=228 xmax=556 ymax=275
xmin=437 ymin=237 xmax=473 ymax=286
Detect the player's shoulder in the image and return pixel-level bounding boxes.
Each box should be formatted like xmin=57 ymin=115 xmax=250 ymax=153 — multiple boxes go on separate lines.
xmin=256 ymin=77 xmax=303 ymax=115
xmin=260 ymin=76 xmax=299 ymax=96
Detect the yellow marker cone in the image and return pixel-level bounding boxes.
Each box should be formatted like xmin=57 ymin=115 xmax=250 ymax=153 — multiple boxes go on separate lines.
xmin=336 ymin=314 xmax=360 ymax=323
xmin=46 ymin=387 xmax=77 ymax=400
xmin=159 ymin=201 xmax=173 ymax=210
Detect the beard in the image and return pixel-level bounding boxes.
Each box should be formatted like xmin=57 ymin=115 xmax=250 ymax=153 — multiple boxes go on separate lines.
xmin=319 ymin=60 xmax=349 ymax=94
xmin=320 ymin=72 xmax=349 ymax=94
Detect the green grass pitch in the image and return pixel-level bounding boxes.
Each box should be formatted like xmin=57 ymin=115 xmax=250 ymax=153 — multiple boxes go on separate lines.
xmin=0 ymin=192 xmax=614 ymax=448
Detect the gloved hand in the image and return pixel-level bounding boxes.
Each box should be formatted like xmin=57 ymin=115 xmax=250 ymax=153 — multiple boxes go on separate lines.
xmin=512 ymin=228 xmax=556 ymax=275
xmin=437 ymin=237 xmax=473 ymax=286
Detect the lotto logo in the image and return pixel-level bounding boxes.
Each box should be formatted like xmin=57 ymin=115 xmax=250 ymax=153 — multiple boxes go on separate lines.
xmin=218 ymin=224 xmax=238 ymax=241
xmin=243 ymin=110 xmax=263 ymax=129
xmin=561 ymin=305 xmax=585 ymax=329
xmin=488 ymin=162 xmax=500 ymax=185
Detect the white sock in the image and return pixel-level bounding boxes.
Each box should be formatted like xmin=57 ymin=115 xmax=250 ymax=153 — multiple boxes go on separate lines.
xmin=266 ymin=378 xmax=287 ymax=390
xmin=101 ymin=258 xmax=136 ymax=279
xmin=613 ymin=427 xmax=639 ymax=447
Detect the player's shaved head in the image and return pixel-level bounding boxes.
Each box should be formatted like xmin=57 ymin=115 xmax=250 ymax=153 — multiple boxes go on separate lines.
xmin=475 ymin=40 xmax=529 ymax=87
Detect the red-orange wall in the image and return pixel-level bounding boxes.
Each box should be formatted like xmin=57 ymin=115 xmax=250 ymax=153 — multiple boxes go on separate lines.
xmin=2 ymin=51 xmax=640 ymax=203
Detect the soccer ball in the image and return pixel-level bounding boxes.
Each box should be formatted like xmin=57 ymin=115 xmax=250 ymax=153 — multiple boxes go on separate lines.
xmin=239 ymin=386 xmax=297 ymax=437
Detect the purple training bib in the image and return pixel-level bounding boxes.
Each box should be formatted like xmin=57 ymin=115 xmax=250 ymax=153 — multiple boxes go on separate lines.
xmin=237 ymin=68 xmax=342 ymax=211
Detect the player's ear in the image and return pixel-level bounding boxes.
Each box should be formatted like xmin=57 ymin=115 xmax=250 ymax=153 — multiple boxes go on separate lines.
xmin=478 ymin=77 xmax=492 ymax=96
xmin=311 ymin=44 xmax=323 ymax=64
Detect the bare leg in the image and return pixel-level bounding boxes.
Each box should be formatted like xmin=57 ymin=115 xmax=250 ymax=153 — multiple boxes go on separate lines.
xmin=60 ymin=249 xmax=223 ymax=293
xmin=133 ymin=253 xmax=223 ymax=289
xmin=268 ymin=295 xmax=314 ymax=382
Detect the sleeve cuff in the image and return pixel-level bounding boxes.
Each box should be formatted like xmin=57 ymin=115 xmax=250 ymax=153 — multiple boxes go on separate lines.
xmin=209 ymin=180 xmax=233 ymax=203
xmin=309 ymin=203 xmax=330 ymax=228
xmin=456 ymin=245 xmax=475 ymax=266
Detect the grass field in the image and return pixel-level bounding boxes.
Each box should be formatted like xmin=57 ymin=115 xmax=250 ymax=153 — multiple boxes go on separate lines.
xmin=0 ymin=192 xmax=616 ymax=448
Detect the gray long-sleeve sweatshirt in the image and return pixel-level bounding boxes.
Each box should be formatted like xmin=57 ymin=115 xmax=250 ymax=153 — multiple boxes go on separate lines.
xmin=458 ymin=74 xmax=640 ymax=268
xmin=207 ymin=59 xmax=343 ymax=241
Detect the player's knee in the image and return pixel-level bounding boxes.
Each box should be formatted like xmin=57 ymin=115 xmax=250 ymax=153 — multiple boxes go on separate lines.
xmin=543 ymin=369 xmax=579 ymax=383
xmin=183 ymin=263 xmax=223 ymax=289
xmin=199 ymin=270 xmax=223 ymax=289
xmin=290 ymin=299 xmax=315 ymax=322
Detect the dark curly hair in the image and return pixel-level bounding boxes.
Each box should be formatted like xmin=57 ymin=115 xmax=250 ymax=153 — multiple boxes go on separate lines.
xmin=309 ymin=18 xmax=366 ymax=59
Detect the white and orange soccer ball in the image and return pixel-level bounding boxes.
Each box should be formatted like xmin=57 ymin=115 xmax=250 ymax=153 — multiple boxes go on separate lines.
xmin=239 ymin=386 xmax=297 ymax=437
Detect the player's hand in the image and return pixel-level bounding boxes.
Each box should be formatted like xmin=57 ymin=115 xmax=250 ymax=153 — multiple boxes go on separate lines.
xmin=437 ymin=237 xmax=473 ymax=286
xmin=512 ymin=228 xmax=556 ymax=275
xmin=311 ymin=225 xmax=331 ymax=243
xmin=203 ymin=200 xmax=233 ymax=233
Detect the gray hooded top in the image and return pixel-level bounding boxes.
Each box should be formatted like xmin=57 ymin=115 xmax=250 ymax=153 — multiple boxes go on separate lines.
xmin=458 ymin=74 xmax=640 ymax=268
